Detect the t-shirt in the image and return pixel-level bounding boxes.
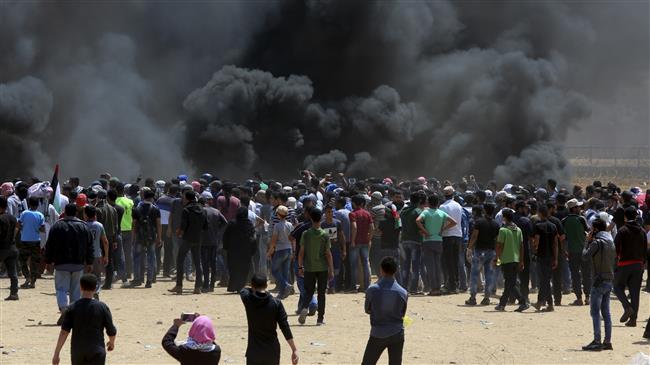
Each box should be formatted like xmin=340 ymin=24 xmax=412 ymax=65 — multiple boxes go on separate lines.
xmin=334 ymin=209 xmax=351 ymax=242
xmin=290 ymin=221 xmax=311 ymax=252
xmin=216 ymin=196 xmax=241 ymax=222
xmin=370 ymin=204 xmax=386 ymax=238
xmin=497 ymin=225 xmax=522 ymax=264
xmin=418 ymin=208 xmax=448 ymax=242
xmin=272 ymin=220 xmax=293 ymax=251
xmin=562 ymin=214 xmax=588 ymax=253
xmin=365 ymin=278 xmax=407 ymax=339
xmin=534 ymin=219 xmax=558 ymax=258
xmin=87 ymin=221 xmax=106 ymax=258
xmin=170 ymin=197 xmax=184 ymax=231
xmin=349 ymin=208 xmax=373 ymax=245
xmin=19 ymin=210 xmax=45 ymax=242
xmin=62 ymin=298 xmax=117 ymax=357
xmin=132 ymin=202 xmax=161 ymax=245
xmin=400 ymin=205 xmax=422 ymax=243
xmin=115 ymin=196 xmax=134 ymax=231
xmin=474 ymin=217 xmax=500 ymax=250
xmin=300 ymin=227 xmax=331 ymax=272
xmin=156 ymin=194 xmax=173 ymax=225
xmin=440 ymin=199 xmax=463 ymax=237
xmin=321 ymin=219 xmax=342 ymax=245
xmin=0 ymin=212 xmax=17 ymax=250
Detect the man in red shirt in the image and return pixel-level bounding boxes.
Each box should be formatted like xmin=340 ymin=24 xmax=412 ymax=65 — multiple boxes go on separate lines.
xmin=348 ymin=195 xmax=374 ymax=292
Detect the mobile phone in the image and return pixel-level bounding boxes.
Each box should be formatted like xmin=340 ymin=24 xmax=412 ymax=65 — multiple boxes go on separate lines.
xmin=181 ymin=313 xmax=197 ymax=322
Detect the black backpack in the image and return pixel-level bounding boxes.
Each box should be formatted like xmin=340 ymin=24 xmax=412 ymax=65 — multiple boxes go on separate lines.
xmin=137 ymin=204 xmax=157 ymax=244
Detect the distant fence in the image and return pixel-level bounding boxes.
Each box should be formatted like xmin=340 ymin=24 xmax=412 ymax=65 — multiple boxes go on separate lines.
xmin=565 ymin=145 xmax=650 ymax=182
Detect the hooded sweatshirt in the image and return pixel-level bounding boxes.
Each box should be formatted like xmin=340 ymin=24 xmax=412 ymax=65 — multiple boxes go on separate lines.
xmin=613 ymin=221 xmax=647 ymax=266
xmin=181 ymin=201 xmax=207 ymax=244
xmin=583 ymin=231 xmax=616 ymax=281
xmin=240 ymin=288 xmax=292 ymax=363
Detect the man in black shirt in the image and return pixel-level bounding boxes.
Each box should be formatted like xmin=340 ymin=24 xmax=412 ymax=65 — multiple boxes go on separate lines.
xmin=53 ymin=274 xmax=117 ymax=365
xmin=532 ymin=205 xmax=558 ymax=312
xmin=130 ymin=189 xmax=162 ymax=288
xmin=514 ymin=201 xmax=534 ymax=307
xmin=241 ymin=274 xmax=298 ymax=365
xmin=0 ymin=196 xmax=19 ymax=300
xmin=466 ymin=204 xmax=499 ymax=306
xmin=547 ymin=202 xmax=568 ymax=305
xmin=169 ymin=190 xmax=206 ymax=295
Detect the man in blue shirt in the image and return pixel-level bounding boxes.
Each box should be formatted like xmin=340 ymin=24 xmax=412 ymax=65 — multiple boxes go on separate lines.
xmin=362 ymin=256 xmax=408 ymax=365
xmin=18 ymin=196 xmax=45 ymax=289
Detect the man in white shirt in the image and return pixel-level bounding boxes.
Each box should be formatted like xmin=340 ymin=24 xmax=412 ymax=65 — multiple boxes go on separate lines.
xmin=439 ymin=186 xmax=464 ymax=294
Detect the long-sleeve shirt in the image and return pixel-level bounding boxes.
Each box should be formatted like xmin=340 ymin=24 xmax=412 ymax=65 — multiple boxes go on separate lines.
xmin=162 ymin=325 xmax=221 ymax=365
xmin=583 ymin=231 xmax=617 ymax=281
xmin=365 ymin=278 xmax=407 ymax=338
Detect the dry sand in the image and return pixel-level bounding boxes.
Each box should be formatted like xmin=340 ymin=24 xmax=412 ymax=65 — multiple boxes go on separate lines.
xmin=1 ymin=274 xmax=649 ymax=365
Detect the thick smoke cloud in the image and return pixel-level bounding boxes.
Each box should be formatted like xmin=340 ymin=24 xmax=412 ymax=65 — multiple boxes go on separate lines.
xmin=0 ymin=1 xmax=647 ymax=184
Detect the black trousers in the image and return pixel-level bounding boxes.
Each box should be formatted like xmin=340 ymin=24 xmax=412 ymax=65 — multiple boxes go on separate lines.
xmin=537 ymin=257 xmax=553 ymax=306
xmin=499 ymin=263 xmax=521 ymax=306
xmin=19 ymin=242 xmax=41 ymax=282
xmin=343 ymin=241 xmax=352 ymax=290
xmin=303 ymin=271 xmax=328 ymax=319
xmin=518 ymin=248 xmax=530 ymax=304
xmin=176 ymin=241 xmax=202 ymax=288
xmin=162 ymin=225 xmax=174 ymax=275
xmin=103 ymin=239 xmax=114 ymax=288
xmin=613 ymin=263 xmax=643 ymax=320
xmin=568 ymin=251 xmax=592 ymax=298
xmin=0 ymin=247 xmax=19 ymax=295
xmin=201 ymin=245 xmax=217 ymax=289
xmin=552 ymin=261 xmax=563 ymax=304
xmin=361 ymin=331 xmax=404 ymax=365
xmin=442 ymin=237 xmax=461 ymax=291
xmin=71 ymin=351 xmax=106 ymax=365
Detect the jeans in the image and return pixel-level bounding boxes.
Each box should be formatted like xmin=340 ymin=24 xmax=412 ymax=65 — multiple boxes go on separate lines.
xmin=519 ymin=246 xmax=531 ymax=304
xmin=19 ymin=242 xmax=41 ymax=282
xmin=613 ymin=263 xmax=643 ymax=320
xmin=122 ymin=231 xmax=133 ymax=278
xmin=537 ymin=256 xmax=553 ymax=306
xmin=55 ymin=269 xmax=82 ymax=310
xmin=255 ymin=233 xmax=269 ymax=275
xmin=175 ymin=241 xmax=202 ymax=289
xmin=162 ymin=225 xmax=175 ymax=275
xmin=421 ymin=241 xmax=443 ymax=292
xmin=590 ymin=281 xmax=613 ymax=343
xmin=329 ymin=245 xmax=342 ymax=290
xmin=216 ymin=249 xmax=228 ymax=283
xmin=349 ymin=244 xmax=371 ymax=290
xmin=458 ymin=241 xmax=469 ymax=290
xmin=201 ymin=245 xmax=217 ymax=289
xmin=92 ymin=257 xmax=104 ymax=293
xmin=303 ymin=270 xmax=328 ymax=320
xmin=112 ymin=234 xmax=126 ymax=282
xmin=361 ymin=331 xmax=404 ymax=365
xmin=369 ymin=237 xmax=382 ymax=276
xmin=442 ymin=236 xmax=461 ymax=291
xmin=568 ymin=251 xmax=592 ymax=298
xmin=469 ymin=249 xmax=496 ymax=298
xmin=172 ymin=236 xmax=192 ymax=275
xmin=499 ymin=262 xmax=521 ymax=306
xmin=271 ymin=248 xmax=292 ymax=293
xmin=133 ymin=243 xmax=156 ymax=283
xmin=0 ymin=247 xmax=19 ymax=295
xmin=400 ymin=241 xmax=421 ymax=292
xmin=294 ymin=260 xmax=317 ymax=312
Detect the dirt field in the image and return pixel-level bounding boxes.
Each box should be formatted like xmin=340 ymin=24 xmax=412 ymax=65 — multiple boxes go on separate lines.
xmin=1 ymin=274 xmax=649 ymax=365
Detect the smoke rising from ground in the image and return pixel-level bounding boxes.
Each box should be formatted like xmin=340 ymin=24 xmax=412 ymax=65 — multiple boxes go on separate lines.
xmin=0 ymin=1 xmax=647 ymax=184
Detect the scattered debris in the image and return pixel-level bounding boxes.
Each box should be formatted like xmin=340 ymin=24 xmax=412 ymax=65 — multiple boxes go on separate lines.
xmin=310 ymin=342 xmax=326 ymax=347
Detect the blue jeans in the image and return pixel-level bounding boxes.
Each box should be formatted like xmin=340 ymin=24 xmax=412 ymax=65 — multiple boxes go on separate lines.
xmin=133 ymin=243 xmax=156 ymax=283
xmin=294 ymin=260 xmax=317 ymax=311
xmin=469 ymin=249 xmax=496 ymax=297
xmin=54 ymin=269 xmax=82 ymax=310
xmin=256 ymin=233 xmax=269 ymax=275
xmin=349 ymin=244 xmax=371 ymax=290
xmin=400 ymin=241 xmax=421 ymax=292
xmin=329 ymin=245 xmax=342 ymax=290
xmin=422 ymin=241 xmax=443 ymax=292
xmin=112 ymin=234 xmax=127 ymax=282
xmin=458 ymin=241 xmax=468 ymax=290
xmin=271 ymin=249 xmax=292 ymax=293
xmin=590 ymin=281 xmax=613 ymax=343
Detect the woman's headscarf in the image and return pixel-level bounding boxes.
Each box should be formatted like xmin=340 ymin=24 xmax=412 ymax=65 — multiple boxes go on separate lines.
xmin=184 ymin=315 xmax=216 ymax=352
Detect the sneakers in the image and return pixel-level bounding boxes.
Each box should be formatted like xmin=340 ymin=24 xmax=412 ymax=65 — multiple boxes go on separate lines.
xmin=625 ymin=319 xmax=636 ymax=327
xmin=193 ymin=288 xmax=202 ymax=295
xmin=620 ymin=306 xmax=633 ymax=323
xmin=19 ymin=281 xmax=32 ymax=289
xmin=298 ymin=308 xmax=308 ymax=325
xmin=532 ymin=302 xmax=542 ymax=311
xmin=145 ymin=282 xmax=152 ymax=289
xmin=168 ymin=286 xmax=182 ymax=294
xmin=4 ymin=294 xmax=19 ymax=301
xmin=582 ymin=340 xmax=602 ymax=351
xmin=308 ymin=306 xmax=317 ymax=316
xmin=601 ymin=342 xmax=613 ymax=350
xmin=570 ymin=299 xmax=584 ymax=306
xmin=542 ymin=305 xmax=554 ymax=312
xmin=316 ymin=319 xmax=325 ymax=326
xmin=480 ymin=297 xmax=491 ymax=306
xmin=186 ymin=274 xmax=195 ymax=282
xmin=494 ymin=305 xmax=506 ymax=311
xmin=515 ymin=303 xmax=530 ymax=312
xmin=465 ymin=297 xmax=477 ymax=306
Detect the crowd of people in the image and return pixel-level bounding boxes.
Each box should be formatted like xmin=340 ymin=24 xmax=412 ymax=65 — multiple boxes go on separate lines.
xmin=0 ymin=170 xmax=649 ymax=363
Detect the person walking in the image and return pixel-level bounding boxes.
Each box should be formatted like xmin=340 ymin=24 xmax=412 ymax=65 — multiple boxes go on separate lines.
xmin=0 ymin=196 xmax=19 ymax=300
xmin=83 ymin=205 xmax=109 ymax=298
xmin=200 ymin=193 xmax=227 ymax=292
xmin=297 ymin=208 xmax=334 ymax=326
xmin=349 ymin=195 xmax=374 ymax=292
xmin=465 ymin=204 xmax=499 ymax=305
xmin=562 ymin=198 xmax=592 ymax=305
xmin=17 ymin=196 xmax=45 ymax=289
xmin=169 ymin=190 xmax=206 ymax=295
xmin=52 ymin=274 xmax=117 ymax=365
xmin=494 ymin=209 xmax=527 ymax=312
xmin=532 ymin=205 xmax=559 ymax=312
xmin=361 ymin=256 xmax=408 ymax=365
xmin=267 ymin=205 xmax=294 ymax=299
xmin=130 ymin=189 xmax=162 ymax=288
xmin=115 ymin=183 xmax=134 ymax=280
xmin=581 ymin=218 xmax=616 ymax=351
xmin=399 ymin=191 xmax=425 ymax=294
xmin=240 ymin=274 xmax=299 ymax=365
xmin=224 ymin=207 xmax=257 ymax=292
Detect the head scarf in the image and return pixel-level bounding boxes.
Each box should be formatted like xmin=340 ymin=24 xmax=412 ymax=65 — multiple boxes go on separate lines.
xmin=184 ymin=315 xmax=216 ymax=352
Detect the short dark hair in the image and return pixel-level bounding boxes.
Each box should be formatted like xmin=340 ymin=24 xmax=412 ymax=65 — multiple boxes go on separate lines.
xmin=84 ymin=205 xmax=97 ymax=219
xmin=351 ymin=195 xmax=366 ymax=207
xmin=484 ymin=203 xmax=496 ymax=217
xmin=143 ymin=189 xmax=155 ymax=200
xmin=309 ymin=208 xmax=323 ymax=222
xmin=427 ymin=194 xmax=440 ymax=208
xmin=0 ymin=196 xmax=6 ymax=209
xmin=107 ymin=189 xmax=118 ymax=202
xmin=65 ymin=203 xmax=78 ymax=217
xmin=28 ymin=196 xmax=40 ymax=208
xmin=184 ymin=190 xmax=196 ymax=202
xmin=380 ymin=256 xmax=398 ymax=275
xmin=624 ymin=206 xmax=638 ymax=220
xmin=251 ymin=273 xmax=267 ymax=289
xmin=592 ymin=218 xmax=607 ymax=232
xmin=80 ymin=273 xmax=98 ymax=291
xmin=502 ymin=208 xmax=514 ymax=222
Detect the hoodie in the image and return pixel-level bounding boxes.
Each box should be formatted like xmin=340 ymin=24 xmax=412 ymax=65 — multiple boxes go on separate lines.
xmin=583 ymin=231 xmax=616 ymax=281
xmin=240 ymin=288 xmax=292 ymax=362
xmin=613 ymin=221 xmax=647 ymax=266
xmin=180 ymin=201 xmax=207 ymax=244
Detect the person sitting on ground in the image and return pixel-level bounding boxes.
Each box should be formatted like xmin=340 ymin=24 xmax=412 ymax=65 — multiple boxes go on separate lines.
xmin=162 ymin=314 xmax=221 ymax=364
xmin=52 ymin=273 xmax=117 ymax=365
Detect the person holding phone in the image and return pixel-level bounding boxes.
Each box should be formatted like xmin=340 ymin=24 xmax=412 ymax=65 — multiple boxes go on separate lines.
xmin=162 ymin=313 xmax=221 ymax=364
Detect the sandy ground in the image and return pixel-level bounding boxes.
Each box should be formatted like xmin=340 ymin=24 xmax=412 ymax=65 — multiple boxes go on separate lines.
xmin=1 ymin=274 xmax=649 ymax=365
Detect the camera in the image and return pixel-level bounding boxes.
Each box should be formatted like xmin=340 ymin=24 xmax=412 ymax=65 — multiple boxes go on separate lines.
xmin=181 ymin=313 xmax=197 ymax=322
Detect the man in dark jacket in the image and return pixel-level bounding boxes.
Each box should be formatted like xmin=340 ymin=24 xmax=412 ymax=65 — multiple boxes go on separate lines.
xmin=169 ymin=190 xmax=206 ymax=295
xmin=613 ymin=207 xmax=647 ymax=327
xmin=45 ymin=203 xmax=94 ymax=321
xmin=95 ymin=189 xmax=119 ymax=290
xmin=241 ymin=274 xmax=298 ymax=365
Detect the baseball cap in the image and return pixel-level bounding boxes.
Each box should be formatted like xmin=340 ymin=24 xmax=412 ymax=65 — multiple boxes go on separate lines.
xmin=566 ymin=198 xmax=584 ymax=209
xmin=76 ymin=193 xmax=88 ymax=207
xmin=200 ymin=191 xmax=213 ymax=200
xmin=277 ymin=205 xmax=288 ymax=217
xmin=443 ymin=186 xmax=455 ymax=196
xmin=371 ymin=191 xmax=383 ymax=200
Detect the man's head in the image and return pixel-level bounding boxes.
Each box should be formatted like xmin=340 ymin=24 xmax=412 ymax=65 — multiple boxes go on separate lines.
xmin=538 ymin=204 xmax=549 ymax=219
xmin=388 ymin=188 xmax=403 ymax=205
xmin=276 ymin=205 xmax=288 ymax=220
xmin=351 ymin=195 xmax=366 ymax=209
xmin=502 ymin=208 xmax=514 ymax=223
xmin=427 ymin=193 xmax=440 ymax=209
xmin=143 ymin=189 xmax=155 ymax=201
xmin=592 ymin=218 xmax=607 ymax=233
xmin=443 ymin=186 xmax=455 ymax=199
xmin=80 ymin=273 xmax=98 ymax=293
xmin=65 ymin=203 xmax=78 ymax=217
xmin=335 ymin=197 xmax=347 ymax=210
xmin=624 ymin=206 xmax=638 ymax=221
xmin=27 ymin=196 xmax=39 ymax=210
xmin=309 ymin=208 xmax=323 ymax=224
xmin=324 ymin=204 xmax=334 ymax=220
xmin=251 ymin=273 xmax=268 ymax=291
xmin=84 ymin=205 xmax=97 ymax=221
xmin=379 ymin=256 xmax=398 ymax=277
xmin=107 ymin=189 xmax=118 ymax=203
xmin=184 ymin=190 xmax=196 ymax=204
xmin=484 ymin=203 xmax=496 ymax=218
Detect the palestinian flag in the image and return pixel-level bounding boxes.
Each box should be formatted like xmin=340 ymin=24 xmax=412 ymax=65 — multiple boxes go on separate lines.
xmin=51 ymin=164 xmax=63 ymax=214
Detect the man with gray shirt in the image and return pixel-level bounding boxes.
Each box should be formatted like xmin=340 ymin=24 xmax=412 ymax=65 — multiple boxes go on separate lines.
xmin=581 ymin=218 xmax=616 ymax=351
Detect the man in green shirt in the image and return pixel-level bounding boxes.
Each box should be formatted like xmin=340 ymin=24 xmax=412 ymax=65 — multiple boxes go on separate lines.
xmin=115 ymin=183 xmax=134 ymax=281
xmin=562 ymin=198 xmax=591 ymax=305
xmin=495 ymin=209 xmax=527 ymax=312
xmin=298 ymin=208 xmax=334 ymax=326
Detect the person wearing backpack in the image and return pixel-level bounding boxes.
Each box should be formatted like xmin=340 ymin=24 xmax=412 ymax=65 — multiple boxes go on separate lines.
xmin=129 ymin=189 xmax=162 ymax=288
xmin=94 ymin=190 xmax=119 ymax=290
